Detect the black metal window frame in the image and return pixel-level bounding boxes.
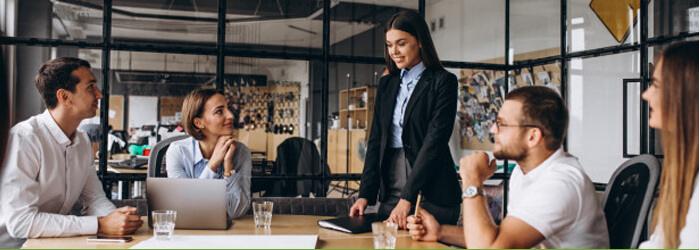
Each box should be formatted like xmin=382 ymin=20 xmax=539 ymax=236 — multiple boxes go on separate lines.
xmin=1 ymin=0 xmax=696 ymax=201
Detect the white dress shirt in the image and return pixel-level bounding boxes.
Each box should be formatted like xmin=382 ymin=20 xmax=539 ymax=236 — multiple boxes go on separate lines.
xmin=0 ymin=110 xmax=116 ymax=248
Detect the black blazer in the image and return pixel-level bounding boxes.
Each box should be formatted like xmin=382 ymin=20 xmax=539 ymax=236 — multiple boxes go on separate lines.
xmin=359 ymin=67 xmax=461 ymax=207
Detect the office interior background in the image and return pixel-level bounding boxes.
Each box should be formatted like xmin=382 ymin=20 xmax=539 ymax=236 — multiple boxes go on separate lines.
xmin=0 ymin=0 xmax=697 ymax=228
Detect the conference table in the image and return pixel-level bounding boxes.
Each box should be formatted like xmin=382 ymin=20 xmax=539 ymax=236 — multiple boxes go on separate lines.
xmin=22 ymin=215 xmax=449 ymax=249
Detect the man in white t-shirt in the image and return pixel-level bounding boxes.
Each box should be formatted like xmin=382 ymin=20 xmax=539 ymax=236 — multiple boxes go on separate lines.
xmin=407 ymin=86 xmax=609 ymax=248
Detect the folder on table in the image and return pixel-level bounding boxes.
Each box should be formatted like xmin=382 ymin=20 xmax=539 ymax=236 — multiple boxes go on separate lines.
xmin=317 ymin=213 xmax=379 ymax=234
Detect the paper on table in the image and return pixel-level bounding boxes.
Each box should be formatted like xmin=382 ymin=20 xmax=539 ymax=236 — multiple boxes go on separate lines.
xmin=130 ymin=235 xmax=318 ymax=249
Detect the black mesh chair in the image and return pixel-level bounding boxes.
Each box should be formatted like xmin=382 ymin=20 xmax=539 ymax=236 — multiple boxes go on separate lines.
xmin=263 ymin=137 xmax=331 ymax=197
xmin=147 ymin=135 xmax=189 ymax=178
xmin=602 ymin=154 xmax=660 ymax=248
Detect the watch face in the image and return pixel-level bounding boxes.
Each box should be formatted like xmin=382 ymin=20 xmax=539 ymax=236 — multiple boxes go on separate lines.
xmin=466 ymin=186 xmax=478 ymax=196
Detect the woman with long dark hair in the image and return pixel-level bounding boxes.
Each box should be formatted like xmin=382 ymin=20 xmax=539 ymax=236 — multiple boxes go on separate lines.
xmin=639 ymin=41 xmax=698 ymax=248
xmin=349 ymin=10 xmax=461 ymax=228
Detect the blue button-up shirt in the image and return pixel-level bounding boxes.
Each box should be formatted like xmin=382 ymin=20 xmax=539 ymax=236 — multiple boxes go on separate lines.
xmin=390 ymin=61 xmax=425 ymax=148
xmin=165 ymin=137 xmax=252 ymax=219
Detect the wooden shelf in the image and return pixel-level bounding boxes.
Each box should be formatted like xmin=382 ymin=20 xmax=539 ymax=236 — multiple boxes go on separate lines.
xmin=340 ymin=108 xmax=368 ymax=112
xmin=339 ymin=86 xmax=376 ymax=130
xmin=331 ymin=85 xmax=376 ymax=177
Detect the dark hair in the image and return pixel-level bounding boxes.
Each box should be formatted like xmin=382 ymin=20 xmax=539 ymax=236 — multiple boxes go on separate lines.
xmin=181 ymin=88 xmax=225 ymax=140
xmin=384 ymin=10 xmax=442 ymax=75
xmin=35 ymin=57 xmax=91 ymax=109
xmin=505 ymin=86 xmax=568 ymax=150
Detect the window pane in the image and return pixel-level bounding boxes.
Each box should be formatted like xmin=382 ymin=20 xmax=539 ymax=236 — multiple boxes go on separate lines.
xmin=568 ymin=0 xmax=640 ymax=53
xmin=567 ymin=51 xmax=641 ymax=183
xmin=226 ymin=0 xmax=323 ymax=53
xmin=8 ymin=0 xmax=103 ymax=41
xmin=511 ymin=0 xmax=560 ymax=59
xmin=330 ymin=0 xmax=418 ymax=58
xmin=111 ymin=0 xmax=217 ymax=43
xmin=326 ymin=62 xmax=384 ymax=195
xmin=650 ymin=0 xmax=699 ymax=38
xmin=427 ymin=0 xmax=505 ymax=63
xmin=224 ymin=56 xmax=309 ymax=158
xmin=108 ymin=51 xmax=211 ymax=133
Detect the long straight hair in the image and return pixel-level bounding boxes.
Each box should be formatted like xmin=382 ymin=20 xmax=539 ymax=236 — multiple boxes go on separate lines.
xmin=651 ymin=41 xmax=698 ymax=248
xmin=384 ymin=10 xmax=443 ymax=75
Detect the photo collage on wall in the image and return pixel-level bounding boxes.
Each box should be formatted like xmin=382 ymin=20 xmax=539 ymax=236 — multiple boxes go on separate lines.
xmin=458 ymin=63 xmax=561 ymax=150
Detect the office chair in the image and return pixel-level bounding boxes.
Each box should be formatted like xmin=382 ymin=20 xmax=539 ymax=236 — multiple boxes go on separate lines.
xmin=147 ymin=134 xmax=189 ymax=177
xmin=263 ymin=137 xmax=331 ymax=197
xmin=602 ymin=154 xmax=660 ymax=248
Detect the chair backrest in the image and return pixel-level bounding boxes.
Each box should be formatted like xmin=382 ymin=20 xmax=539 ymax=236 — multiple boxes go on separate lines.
xmin=248 ymin=197 xmax=357 ymax=216
xmin=264 ymin=137 xmax=331 ymax=197
xmin=147 ymin=135 xmax=189 ymax=177
xmin=602 ymin=154 xmax=661 ymax=248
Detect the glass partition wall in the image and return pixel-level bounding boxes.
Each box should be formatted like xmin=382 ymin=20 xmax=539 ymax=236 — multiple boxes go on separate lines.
xmin=1 ymin=0 xmax=696 ymax=205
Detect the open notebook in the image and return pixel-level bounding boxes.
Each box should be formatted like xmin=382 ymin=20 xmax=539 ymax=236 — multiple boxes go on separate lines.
xmin=317 ymin=214 xmax=380 ymax=234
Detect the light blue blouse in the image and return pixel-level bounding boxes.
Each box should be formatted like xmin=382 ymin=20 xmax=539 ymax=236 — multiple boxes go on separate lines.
xmin=165 ymin=137 xmax=252 ymax=219
xmin=390 ymin=61 xmax=426 ymax=148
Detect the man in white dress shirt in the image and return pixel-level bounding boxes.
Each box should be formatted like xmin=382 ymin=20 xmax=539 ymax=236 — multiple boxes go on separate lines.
xmin=0 ymin=57 xmax=143 ymax=248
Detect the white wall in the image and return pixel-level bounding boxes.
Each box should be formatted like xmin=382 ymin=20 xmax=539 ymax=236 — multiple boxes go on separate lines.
xmin=427 ymin=0 xmax=650 ymax=183
xmin=128 ymin=96 xmax=158 ymax=128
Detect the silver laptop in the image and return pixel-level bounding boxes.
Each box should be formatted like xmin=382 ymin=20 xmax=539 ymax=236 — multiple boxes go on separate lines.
xmin=146 ymin=178 xmax=230 ymax=230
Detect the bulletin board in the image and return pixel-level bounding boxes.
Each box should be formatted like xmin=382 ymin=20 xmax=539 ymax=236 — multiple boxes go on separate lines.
xmin=458 ymin=48 xmax=561 ymax=150
xmin=159 ymin=96 xmax=185 ymax=118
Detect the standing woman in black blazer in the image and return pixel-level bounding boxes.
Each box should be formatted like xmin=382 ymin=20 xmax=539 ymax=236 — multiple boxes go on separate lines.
xmin=349 ymin=10 xmax=461 ymax=228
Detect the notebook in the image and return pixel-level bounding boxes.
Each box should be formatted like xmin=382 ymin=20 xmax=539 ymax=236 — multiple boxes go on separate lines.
xmin=317 ymin=214 xmax=379 ymax=234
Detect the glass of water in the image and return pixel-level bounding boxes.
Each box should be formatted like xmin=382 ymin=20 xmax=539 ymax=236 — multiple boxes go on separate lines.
xmin=253 ymin=201 xmax=273 ymax=228
xmin=152 ymin=210 xmax=176 ymax=240
xmin=372 ymin=221 xmax=398 ymax=249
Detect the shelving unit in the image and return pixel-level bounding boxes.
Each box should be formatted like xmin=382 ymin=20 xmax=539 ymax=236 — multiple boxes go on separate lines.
xmin=328 ymin=85 xmax=376 ymax=182
xmin=338 ymin=86 xmax=376 ymax=130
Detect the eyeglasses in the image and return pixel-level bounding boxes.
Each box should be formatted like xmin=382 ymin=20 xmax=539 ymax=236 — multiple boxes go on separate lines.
xmin=493 ymin=120 xmax=541 ymax=132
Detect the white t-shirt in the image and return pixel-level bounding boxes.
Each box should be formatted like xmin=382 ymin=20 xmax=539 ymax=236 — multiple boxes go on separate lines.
xmin=507 ymin=149 xmax=610 ymax=248
xmin=639 ymin=180 xmax=698 ymax=249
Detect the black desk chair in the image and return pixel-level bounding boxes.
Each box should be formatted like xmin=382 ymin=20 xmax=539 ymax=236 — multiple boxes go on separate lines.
xmin=147 ymin=135 xmax=189 ymax=178
xmin=263 ymin=137 xmax=331 ymax=197
xmin=602 ymin=154 xmax=660 ymax=248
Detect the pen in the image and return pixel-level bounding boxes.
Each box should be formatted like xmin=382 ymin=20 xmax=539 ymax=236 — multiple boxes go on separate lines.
xmin=414 ymin=192 xmax=422 ymax=217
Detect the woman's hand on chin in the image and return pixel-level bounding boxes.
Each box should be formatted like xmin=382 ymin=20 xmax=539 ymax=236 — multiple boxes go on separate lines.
xmin=208 ymin=136 xmax=234 ymax=172
xmin=223 ymin=141 xmax=237 ymax=177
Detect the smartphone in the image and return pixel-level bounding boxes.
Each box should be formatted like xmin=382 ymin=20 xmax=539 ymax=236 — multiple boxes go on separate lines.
xmin=86 ymin=235 xmax=133 ymax=243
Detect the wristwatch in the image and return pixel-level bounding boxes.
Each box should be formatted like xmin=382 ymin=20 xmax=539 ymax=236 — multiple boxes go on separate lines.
xmin=462 ymin=185 xmax=484 ymax=199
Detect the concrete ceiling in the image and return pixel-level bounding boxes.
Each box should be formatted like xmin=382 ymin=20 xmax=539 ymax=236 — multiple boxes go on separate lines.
xmin=53 ymin=0 xmax=416 ymax=47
